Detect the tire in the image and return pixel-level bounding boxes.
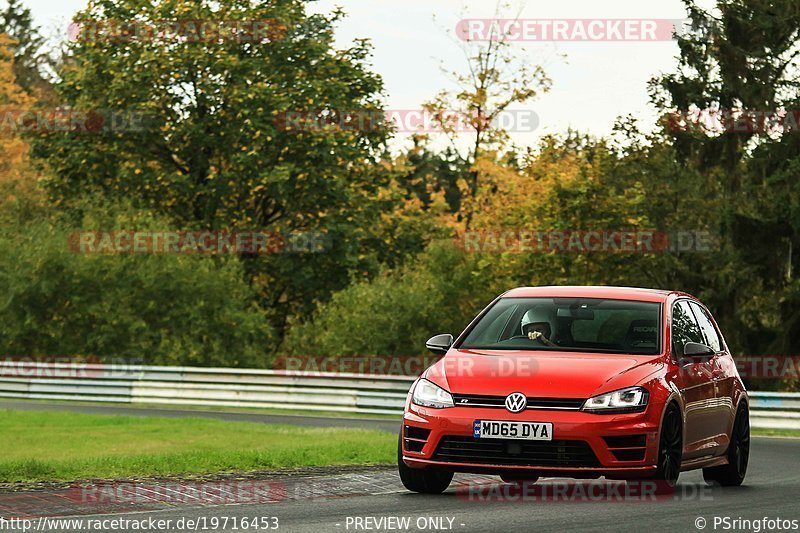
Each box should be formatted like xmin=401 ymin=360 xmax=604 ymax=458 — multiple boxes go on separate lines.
xmin=500 ymin=474 xmax=539 ymax=485
xmin=703 ymin=404 xmax=749 ymax=487
xmin=653 ymin=403 xmax=682 ymax=487
xmin=397 ymin=432 xmax=453 ymax=494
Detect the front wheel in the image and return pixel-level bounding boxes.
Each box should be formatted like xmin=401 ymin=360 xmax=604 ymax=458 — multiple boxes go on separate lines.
xmin=653 ymin=403 xmax=683 ymax=487
xmin=703 ymin=404 xmax=749 ymax=487
xmin=397 ymin=433 xmax=453 ymax=494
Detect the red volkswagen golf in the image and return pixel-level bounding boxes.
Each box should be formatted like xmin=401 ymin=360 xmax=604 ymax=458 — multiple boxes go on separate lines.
xmin=399 ymin=286 xmax=749 ymax=493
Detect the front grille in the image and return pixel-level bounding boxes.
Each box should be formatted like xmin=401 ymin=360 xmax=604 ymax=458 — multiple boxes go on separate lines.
xmin=433 ymin=436 xmax=600 ymax=467
xmin=451 ymin=394 xmax=584 ymax=410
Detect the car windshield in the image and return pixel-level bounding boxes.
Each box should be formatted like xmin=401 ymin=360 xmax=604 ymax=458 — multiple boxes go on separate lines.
xmin=459 ymin=297 xmax=661 ymax=354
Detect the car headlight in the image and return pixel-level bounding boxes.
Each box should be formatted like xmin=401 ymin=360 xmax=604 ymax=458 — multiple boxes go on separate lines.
xmin=582 ymin=386 xmax=649 ymax=413
xmin=411 ymin=379 xmax=454 ymax=409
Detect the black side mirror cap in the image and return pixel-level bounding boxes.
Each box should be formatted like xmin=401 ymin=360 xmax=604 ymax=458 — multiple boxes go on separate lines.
xmin=683 ymin=341 xmax=715 ymax=357
xmin=426 ymin=333 xmax=454 ymax=356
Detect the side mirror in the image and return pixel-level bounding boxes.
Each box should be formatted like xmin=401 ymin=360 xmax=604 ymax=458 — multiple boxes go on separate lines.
xmin=683 ymin=342 xmax=715 ymax=357
xmin=425 ymin=333 xmax=454 ymax=356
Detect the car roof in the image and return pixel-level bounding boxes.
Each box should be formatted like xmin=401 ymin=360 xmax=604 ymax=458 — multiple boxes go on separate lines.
xmin=502 ymin=285 xmax=692 ymax=303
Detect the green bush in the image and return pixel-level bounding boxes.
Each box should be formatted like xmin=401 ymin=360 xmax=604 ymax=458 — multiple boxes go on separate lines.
xmin=283 ymin=241 xmax=501 ymax=357
xmin=0 ymin=197 xmax=274 ymax=367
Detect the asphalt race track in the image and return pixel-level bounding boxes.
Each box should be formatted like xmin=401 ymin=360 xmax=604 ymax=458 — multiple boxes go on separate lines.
xmin=1 ymin=402 xmax=798 ymax=532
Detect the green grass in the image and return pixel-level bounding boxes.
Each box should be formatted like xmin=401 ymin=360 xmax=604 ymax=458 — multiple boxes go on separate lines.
xmin=752 ymin=427 xmax=800 ymax=438
xmin=0 ymin=409 xmax=396 ymax=483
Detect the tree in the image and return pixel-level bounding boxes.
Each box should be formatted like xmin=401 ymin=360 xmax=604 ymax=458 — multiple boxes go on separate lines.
xmin=0 ymin=198 xmax=274 ymax=366
xmin=32 ymin=0 xmax=393 ymax=344
xmin=424 ymin=2 xmax=552 ymax=224
xmin=393 ymin=134 xmax=467 ymax=215
xmin=468 ymin=133 xmax=665 ymax=289
xmin=0 ymin=0 xmax=53 ymax=99
xmin=0 ymin=33 xmax=35 ymax=186
xmin=284 ymin=241 xmax=492 ymax=357
xmin=651 ymin=0 xmax=800 ymax=355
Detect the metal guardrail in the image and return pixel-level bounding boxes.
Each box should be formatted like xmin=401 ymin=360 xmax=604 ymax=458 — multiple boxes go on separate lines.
xmin=749 ymin=391 xmax=800 ymax=430
xmin=0 ymin=362 xmax=797 ymax=428
xmin=0 ymin=362 xmax=414 ymax=415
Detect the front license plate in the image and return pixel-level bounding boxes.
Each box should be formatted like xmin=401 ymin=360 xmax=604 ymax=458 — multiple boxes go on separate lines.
xmin=473 ymin=420 xmax=553 ymax=441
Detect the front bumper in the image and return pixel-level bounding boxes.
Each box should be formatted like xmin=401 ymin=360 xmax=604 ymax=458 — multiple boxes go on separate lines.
xmin=401 ymin=404 xmax=661 ymax=479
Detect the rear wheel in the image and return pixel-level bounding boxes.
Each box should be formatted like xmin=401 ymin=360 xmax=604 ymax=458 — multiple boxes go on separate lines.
xmin=653 ymin=403 xmax=682 ymax=487
xmin=397 ymin=433 xmax=453 ymax=494
xmin=703 ymin=404 xmax=749 ymax=487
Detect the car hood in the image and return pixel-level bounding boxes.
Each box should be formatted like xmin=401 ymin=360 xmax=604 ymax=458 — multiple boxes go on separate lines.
xmin=423 ymin=349 xmax=663 ymax=399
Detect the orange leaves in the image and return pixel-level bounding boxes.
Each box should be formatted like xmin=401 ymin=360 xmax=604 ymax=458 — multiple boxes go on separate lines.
xmin=0 ymin=34 xmax=37 ymax=188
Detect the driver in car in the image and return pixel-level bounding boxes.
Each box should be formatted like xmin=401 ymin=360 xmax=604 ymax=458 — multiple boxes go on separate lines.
xmin=521 ymin=308 xmax=558 ymax=347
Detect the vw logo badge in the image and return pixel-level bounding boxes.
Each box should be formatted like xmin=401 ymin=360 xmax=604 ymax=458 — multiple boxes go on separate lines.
xmin=505 ymin=392 xmax=526 ymax=413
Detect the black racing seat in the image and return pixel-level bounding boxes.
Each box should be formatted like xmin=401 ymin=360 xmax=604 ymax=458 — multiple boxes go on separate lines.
xmin=623 ymin=320 xmax=658 ymax=351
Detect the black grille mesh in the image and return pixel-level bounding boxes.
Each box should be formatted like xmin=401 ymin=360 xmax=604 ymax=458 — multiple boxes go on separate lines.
xmin=433 ymin=436 xmax=600 ymax=467
xmin=451 ymin=394 xmax=584 ymax=410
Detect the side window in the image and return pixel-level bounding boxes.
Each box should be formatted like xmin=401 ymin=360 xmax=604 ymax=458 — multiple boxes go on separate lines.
xmin=470 ymin=304 xmax=517 ymax=344
xmin=690 ymin=302 xmax=722 ymax=352
xmin=671 ymin=301 xmax=704 ymax=356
